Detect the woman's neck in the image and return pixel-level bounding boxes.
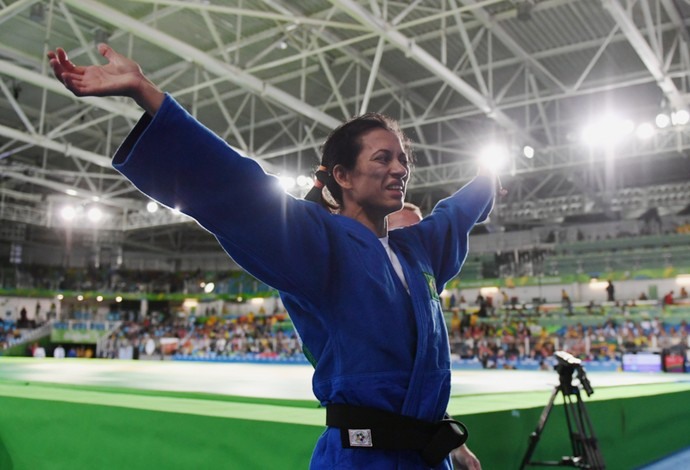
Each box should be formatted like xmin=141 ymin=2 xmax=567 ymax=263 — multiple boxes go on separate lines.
xmin=340 ymin=206 xmax=387 ymax=237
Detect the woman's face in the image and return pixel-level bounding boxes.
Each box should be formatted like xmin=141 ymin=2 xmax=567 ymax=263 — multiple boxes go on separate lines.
xmin=339 ymin=128 xmax=410 ymax=218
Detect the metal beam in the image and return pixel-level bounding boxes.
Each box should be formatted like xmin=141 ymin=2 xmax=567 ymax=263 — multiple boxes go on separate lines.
xmin=329 ymin=0 xmax=537 ymax=145
xmin=602 ymin=0 xmax=686 ymax=110
xmin=359 ymin=36 xmax=385 ymax=114
xmin=0 ymin=122 xmax=112 ymax=168
xmin=457 ymin=0 xmax=567 ymax=93
xmin=62 ymin=0 xmax=342 ymax=130
xmin=0 ymin=0 xmax=36 ymax=25
xmin=2 ymin=170 xmax=139 ymax=211
xmin=0 ymin=56 xmax=283 ymax=175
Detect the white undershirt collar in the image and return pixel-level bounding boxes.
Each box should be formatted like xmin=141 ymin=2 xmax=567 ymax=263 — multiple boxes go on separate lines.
xmin=379 ymin=236 xmax=409 ymax=292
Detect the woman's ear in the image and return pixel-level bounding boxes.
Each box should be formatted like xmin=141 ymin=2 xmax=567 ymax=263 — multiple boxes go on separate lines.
xmin=332 ymin=164 xmax=353 ymax=190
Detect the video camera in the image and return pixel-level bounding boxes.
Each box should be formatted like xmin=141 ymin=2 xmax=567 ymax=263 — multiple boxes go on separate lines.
xmin=554 ymin=351 xmax=594 ymax=397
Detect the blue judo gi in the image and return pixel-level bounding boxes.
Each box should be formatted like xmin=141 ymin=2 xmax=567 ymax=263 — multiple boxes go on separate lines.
xmin=113 ymin=95 xmax=495 ymax=469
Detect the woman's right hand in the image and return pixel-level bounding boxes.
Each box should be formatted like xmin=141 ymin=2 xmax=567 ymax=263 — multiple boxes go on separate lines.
xmin=48 ymin=43 xmax=164 ymax=115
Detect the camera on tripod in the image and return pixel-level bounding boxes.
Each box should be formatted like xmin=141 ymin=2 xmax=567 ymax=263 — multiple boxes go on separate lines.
xmin=520 ymin=351 xmax=605 ymax=469
xmin=554 ymin=351 xmax=594 ymax=397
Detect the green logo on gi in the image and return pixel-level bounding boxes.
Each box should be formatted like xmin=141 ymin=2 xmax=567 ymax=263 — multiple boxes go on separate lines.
xmin=423 ymin=272 xmax=440 ymax=301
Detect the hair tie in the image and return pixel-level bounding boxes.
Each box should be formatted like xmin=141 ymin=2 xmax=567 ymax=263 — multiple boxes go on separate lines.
xmin=314 ymin=165 xmax=329 ymax=189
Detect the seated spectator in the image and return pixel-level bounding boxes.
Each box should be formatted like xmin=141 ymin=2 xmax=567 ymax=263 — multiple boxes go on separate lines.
xmin=449 ymin=310 xmax=461 ymax=338
xmin=53 ymin=345 xmax=65 ymax=358
xmin=32 ymin=343 xmax=46 ymax=358
xmin=662 ymin=291 xmax=674 ymax=311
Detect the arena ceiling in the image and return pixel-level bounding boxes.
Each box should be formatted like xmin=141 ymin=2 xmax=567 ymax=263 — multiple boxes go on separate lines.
xmin=1 ymin=0 xmax=690 ymax=257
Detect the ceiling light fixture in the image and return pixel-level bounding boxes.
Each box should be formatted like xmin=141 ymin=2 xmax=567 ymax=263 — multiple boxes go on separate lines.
xmin=516 ymin=0 xmax=534 ymax=21
xmin=29 ymin=3 xmax=45 ymax=23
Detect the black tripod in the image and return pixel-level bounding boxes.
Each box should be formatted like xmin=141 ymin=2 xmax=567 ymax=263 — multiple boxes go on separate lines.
xmin=519 ymin=351 xmax=605 ymax=469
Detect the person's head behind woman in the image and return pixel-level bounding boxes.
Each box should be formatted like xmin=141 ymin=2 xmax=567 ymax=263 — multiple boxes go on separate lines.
xmin=305 ymin=113 xmax=413 ymax=218
xmin=388 ymin=202 xmax=423 ymax=229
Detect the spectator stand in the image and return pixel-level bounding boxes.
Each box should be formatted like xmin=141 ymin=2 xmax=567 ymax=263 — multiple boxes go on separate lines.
xmin=446 ymin=300 xmax=689 ymax=373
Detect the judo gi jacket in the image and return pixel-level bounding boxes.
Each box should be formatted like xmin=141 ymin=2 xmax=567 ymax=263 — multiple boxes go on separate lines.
xmin=113 ymin=95 xmax=495 ymax=469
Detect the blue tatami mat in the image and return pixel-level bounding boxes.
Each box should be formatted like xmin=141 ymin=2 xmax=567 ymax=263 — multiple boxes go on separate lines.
xmin=637 ymin=447 xmax=690 ymax=470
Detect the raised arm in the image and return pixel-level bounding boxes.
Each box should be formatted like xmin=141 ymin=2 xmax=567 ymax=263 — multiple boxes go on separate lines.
xmin=47 ymin=44 xmax=164 ymax=116
xmin=48 ymin=45 xmax=335 ymax=302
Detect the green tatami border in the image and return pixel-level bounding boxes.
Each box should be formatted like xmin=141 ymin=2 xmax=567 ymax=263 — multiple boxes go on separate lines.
xmin=0 ymin=380 xmax=326 ymax=427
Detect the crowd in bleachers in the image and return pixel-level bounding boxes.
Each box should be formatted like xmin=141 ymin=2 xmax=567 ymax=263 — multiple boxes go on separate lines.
xmin=2 ymin=220 xmax=689 ymax=368
xmin=447 ymin=311 xmax=689 ymax=369
xmin=5 ymin=300 xmax=684 ymax=373
xmin=0 ymin=319 xmax=20 ymax=350
xmin=0 ymin=304 xmax=51 ymax=350
xmin=94 ymin=309 xmax=304 ymax=362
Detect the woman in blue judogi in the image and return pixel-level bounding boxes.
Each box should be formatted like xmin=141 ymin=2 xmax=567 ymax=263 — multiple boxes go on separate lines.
xmin=49 ymin=44 xmax=495 ymax=469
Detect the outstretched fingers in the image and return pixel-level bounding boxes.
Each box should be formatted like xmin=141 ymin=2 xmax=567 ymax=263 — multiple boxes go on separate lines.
xmin=47 ymin=51 xmax=66 ymax=84
xmin=97 ymin=43 xmax=115 ymax=61
xmin=46 ymin=44 xmax=162 ymax=109
xmin=48 ymin=47 xmax=87 ymax=95
xmin=48 ymin=49 xmax=67 ymax=72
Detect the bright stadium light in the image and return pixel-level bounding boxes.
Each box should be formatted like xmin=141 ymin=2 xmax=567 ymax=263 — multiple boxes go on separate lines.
xmin=65 ymin=189 xmax=78 ymax=196
xmin=671 ymin=110 xmax=689 ymax=126
xmin=278 ymin=175 xmax=296 ymax=191
xmin=655 ymin=113 xmax=671 ymax=128
xmin=523 ymin=145 xmax=535 ymax=159
xmin=478 ymin=144 xmax=509 ymax=173
xmin=146 ymin=201 xmax=159 ymax=213
xmin=635 ymin=122 xmax=655 ymax=140
xmin=87 ymin=206 xmax=103 ymax=223
xmin=296 ymin=175 xmax=312 ymax=187
xmin=204 ymin=282 xmax=215 ymax=294
xmin=581 ymin=115 xmax=634 ymax=147
xmin=60 ymin=205 xmax=76 ymax=221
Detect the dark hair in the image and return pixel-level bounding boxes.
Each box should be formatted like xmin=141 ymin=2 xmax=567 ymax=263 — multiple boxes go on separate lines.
xmin=304 ymin=112 xmax=413 ymax=209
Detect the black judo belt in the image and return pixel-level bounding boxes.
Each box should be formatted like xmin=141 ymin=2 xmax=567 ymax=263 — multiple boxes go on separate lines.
xmin=326 ymin=404 xmax=468 ymax=467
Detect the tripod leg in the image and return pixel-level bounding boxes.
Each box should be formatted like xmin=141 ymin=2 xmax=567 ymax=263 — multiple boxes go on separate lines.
xmin=574 ymin=396 xmax=606 ymax=469
xmin=564 ymin=387 xmax=606 ymax=469
xmin=564 ymin=390 xmax=590 ymax=462
xmin=519 ymin=386 xmax=560 ymax=470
